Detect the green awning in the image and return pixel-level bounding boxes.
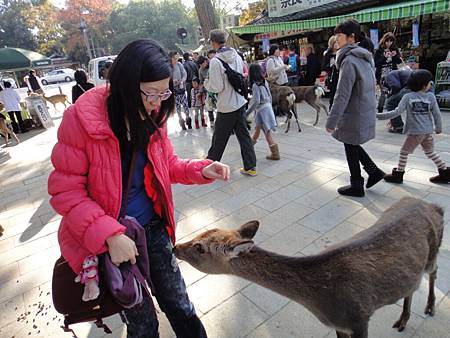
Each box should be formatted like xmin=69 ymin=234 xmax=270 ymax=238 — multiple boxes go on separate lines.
xmin=230 ymin=0 xmax=450 ymax=35
xmin=0 ymin=47 xmax=52 ymax=72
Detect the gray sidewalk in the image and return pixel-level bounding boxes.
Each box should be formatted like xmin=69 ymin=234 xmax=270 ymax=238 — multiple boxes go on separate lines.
xmin=0 ymin=103 xmax=449 ymax=338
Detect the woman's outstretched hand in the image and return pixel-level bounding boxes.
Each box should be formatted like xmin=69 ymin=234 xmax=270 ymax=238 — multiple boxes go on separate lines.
xmin=202 ymin=161 xmax=230 ymax=181
xmin=106 ymin=234 xmax=138 ymax=266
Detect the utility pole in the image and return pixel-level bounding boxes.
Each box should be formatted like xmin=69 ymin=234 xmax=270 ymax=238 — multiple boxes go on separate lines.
xmin=194 ymin=0 xmax=218 ymax=40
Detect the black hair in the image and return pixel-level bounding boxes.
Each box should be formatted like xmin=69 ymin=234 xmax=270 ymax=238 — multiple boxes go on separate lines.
xmin=248 ymin=63 xmax=265 ymax=88
xmin=207 ymin=49 xmax=216 ymax=56
xmin=168 ymin=51 xmax=179 ymax=59
xmin=3 ymin=81 xmax=11 ymax=88
xmin=269 ymin=44 xmax=279 ymax=56
xmin=334 ymin=19 xmax=362 ymax=42
xmin=74 ymin=69 xmax=88 ymax=84
xmin=192 ymin=77 xmax=200 ymax=84
xmin=379 ymin=32 xmax=396 ymax=49
xmin=407 ymin=69 xmax=434 ymax=92
xmin=288 ymin=44 xmax=296 ymax=51
xmin=197 ymin=55 xmax=207 ymax=66
xmin=358 ymin=32 xmax=374 ymax=54
xmin=183 ymin=52 xmax=190 ymax=61
xmin=107 ymin=38 xmax=174 ymax=154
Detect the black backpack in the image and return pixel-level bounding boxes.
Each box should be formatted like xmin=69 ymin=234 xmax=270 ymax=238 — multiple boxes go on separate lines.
xmin=217 ymin=58 xmax=248 ymax=98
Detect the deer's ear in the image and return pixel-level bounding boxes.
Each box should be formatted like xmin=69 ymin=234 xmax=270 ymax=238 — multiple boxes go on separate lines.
xmin=238 ymin=221 xmax=259 ymax=239
xmin=228 ymin=240 xmax=254 ymax=258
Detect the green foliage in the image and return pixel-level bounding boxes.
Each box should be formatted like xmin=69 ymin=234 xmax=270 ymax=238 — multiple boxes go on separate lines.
xmin=0 ymin=0 xmax=37 ymax=50
xmin=109 ymin=0 xmax=199 ymax=53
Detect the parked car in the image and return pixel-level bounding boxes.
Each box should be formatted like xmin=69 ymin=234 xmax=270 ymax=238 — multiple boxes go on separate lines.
xmin=88 ymin=56 xmax=116 ymax=86
xmin=41 ymin=68 xmax=75 ymax=85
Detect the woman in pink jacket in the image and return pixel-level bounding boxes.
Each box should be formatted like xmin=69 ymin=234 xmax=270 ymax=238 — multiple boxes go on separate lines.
xmin=48 ymin=39 xmax=230 ymax=338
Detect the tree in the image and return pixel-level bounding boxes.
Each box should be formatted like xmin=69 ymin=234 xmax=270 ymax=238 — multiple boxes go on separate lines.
xmin=0 ymin=0 xmax=36 ymax=50
xmin=109 ymin=0 xmax=198 ymax=53
xmin=239 ymin=0 xmax=267 ymax=26
xmin=194 ymin=0 xmax=218 ymax=40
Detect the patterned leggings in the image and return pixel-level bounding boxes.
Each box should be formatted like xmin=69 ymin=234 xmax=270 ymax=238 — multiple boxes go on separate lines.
xmin=175 ymin=93 xmax=190 ymax=120
xmin=398 ymin=134 xmax=446 ymax=171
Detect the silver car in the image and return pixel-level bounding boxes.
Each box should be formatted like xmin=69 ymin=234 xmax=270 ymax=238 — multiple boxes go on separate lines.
xmin=41 ymin=68 xmax=75 ymax=85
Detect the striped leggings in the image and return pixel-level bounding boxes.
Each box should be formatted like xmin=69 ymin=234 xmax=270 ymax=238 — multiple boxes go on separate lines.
xmin=397 ymin=134 xmax=446 ymax=171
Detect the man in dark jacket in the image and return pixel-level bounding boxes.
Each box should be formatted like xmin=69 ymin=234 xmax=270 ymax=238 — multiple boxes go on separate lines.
xmin=183 ymin=52 xmax=199 ymax=109
xmin=305 ymin=47 xmax=321 ymax=86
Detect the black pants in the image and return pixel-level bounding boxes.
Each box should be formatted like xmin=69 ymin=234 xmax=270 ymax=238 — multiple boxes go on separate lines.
xmin=344 ymin=144 xmax=376 ymax=179
xmin=8 ymin=111 xmax=25 ymax=133
xmin=185 ymin=83 xmax=193 ymax=109
xmin=207 ymin=106 xmax=256 ymax=171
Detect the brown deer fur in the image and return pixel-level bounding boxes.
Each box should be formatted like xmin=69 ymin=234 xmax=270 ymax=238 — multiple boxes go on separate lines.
xmin=0 ymin=224 xmax=4 ymax=237
xmin=42 ymin=93 xmax=69 ymax=111
xmin=268 ymin=82 xmax=300 ymax=133
xmin=0 ymin=115 xmax=20 ymax=146
xmin=173 ymin=197 xmax=444 ymax=338
xmin=290 ymin=85 xmax=329 ymax=126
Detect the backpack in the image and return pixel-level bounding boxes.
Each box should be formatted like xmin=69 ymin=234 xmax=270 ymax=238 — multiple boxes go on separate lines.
xmin=288 ymin=55 xmax=298 ymax=73
xmin=217 ymin=58 xmax=248 ymax=98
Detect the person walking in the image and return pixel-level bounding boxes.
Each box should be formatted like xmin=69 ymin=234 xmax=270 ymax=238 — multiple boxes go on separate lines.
xmin=204 ymin=29 xmax=257 ymax=176
xmin=284 ymin=44 xmax=302 ymax=87
xmin=27 ymin=69 xmax=44 ymax=94
xmin=0 ymin=81 xmax=28 ymax=133
xmin=72 ymin=69 xmax=95 ymax=103
xmin=169 ymin=51 xmax=191 ymax=130
xmin=305 ymin=46 xmax=321 ymax=86
xmin=247 ymin=63 xmax=280 ymax=160
xmin=322 ymin=36 xmax=339 ymax=109
xmin=197 ymin=55 xmax=215 ymax=128
xmin=377 ymin=69 xmax=449 ymax=184
xmin=326 ymin=19 xmax=385 ymax=197
xmin=266 ymin=44 xmax=289 ymax=86
xmin=48 ymin=38 xmax=230 ymax=338
xmin=183 ymin=52 xmax=199 ymax=110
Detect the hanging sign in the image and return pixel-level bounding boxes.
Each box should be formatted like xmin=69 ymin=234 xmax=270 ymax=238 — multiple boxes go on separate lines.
xmin=268 ymin=0 xmax=338 ymax=18
xmin=370 ymin=28 xmax=379 ymax=49
xmin=412 ymin=22 xmax=420 ymax=47
xmin=262 ymin=38 xmax=270 ymax=53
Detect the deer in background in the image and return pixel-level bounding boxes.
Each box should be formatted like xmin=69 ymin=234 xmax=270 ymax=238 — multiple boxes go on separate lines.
xmin=268 ymin=82 xmax=300 ymax=133
xmin=173 ymin=197 xmax=444 ymax=338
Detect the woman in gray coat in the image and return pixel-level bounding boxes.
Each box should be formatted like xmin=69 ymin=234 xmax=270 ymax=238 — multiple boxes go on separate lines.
xmin=326 ymin=20 xmax=385 ymax=197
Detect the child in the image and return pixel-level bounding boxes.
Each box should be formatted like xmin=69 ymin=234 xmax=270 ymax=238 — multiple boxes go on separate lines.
xmin=190 ymin=78 xmax=206 ymax=129
xmin=247 ymin=63 xmax=280 ymax=160
xmin=377 ymin=69 xmax=449 ymax=183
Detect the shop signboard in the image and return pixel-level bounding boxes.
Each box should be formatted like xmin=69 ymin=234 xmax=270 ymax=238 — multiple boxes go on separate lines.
xmin=25 ymin=96 xmax=54 ymax=129
xmin=268 ymin=0 xmax=338 ymax=18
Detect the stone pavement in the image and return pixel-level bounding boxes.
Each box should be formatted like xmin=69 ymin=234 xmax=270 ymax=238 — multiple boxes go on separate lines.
xmin=0 ymin=101 xmax=450 ymax=338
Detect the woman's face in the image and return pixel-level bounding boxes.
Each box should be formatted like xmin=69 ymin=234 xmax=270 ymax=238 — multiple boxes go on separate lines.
xmin=332 ymin=42 xmax=339 ymax=51
xmin=385 ymin=40 xmax=393 ymax=48
xmin=274 ymin=49 xmax=280 ymax=57
xmin=140 ymin=77 xmax=171 ymax=113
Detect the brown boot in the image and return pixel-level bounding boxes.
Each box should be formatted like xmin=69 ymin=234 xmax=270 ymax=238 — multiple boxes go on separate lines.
xmin=266 ymin=143 xmax=280 ymax=160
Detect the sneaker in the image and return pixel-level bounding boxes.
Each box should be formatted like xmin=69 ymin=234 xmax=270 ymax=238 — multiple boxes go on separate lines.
xmin=239 ymin=168 xmax=257 ymax=177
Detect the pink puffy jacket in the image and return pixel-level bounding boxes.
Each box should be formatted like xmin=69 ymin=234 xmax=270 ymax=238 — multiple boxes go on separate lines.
xmin=48 ymin=87 xmax=213 ymax=273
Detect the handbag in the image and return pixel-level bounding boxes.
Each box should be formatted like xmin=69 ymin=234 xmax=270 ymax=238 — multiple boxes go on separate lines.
xmin=52 ymin=149 xmax=154 ymax=335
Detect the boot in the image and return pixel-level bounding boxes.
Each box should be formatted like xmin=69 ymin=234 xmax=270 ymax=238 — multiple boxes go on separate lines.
xmin=364 ymin=163 xmax=385 ymax=188
xmin=179 ymin=118 xmax=187 ymax=131
xmin=266 ymin=143 xmax=280 ymax=160
xmin=186 ymin=117 xmax=192 ymax=129
xmin=429 ymin=167 xmax=450 ymax=184
xmin=384 ymin=168 xmax=404 ymax=183
xmin=201 ymin=118 xmax=207 ymax=127
xmin=337 ymin=176 xmax=365 ymax=197
xmin=195 ymin=119 xmax=200 ymax=129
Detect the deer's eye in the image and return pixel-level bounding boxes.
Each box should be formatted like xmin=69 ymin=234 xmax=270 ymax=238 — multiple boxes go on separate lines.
xmin=194 ymin=243 xmax=205 ymax=254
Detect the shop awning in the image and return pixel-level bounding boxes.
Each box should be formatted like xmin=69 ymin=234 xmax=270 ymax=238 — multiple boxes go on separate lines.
xmin=230 ymin=0 xmax=450 ymax=35
xmin=0 ymin=47 xmax=52 ymax=72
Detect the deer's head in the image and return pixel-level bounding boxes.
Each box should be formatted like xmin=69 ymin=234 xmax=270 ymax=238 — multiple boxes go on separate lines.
xmin=173 ymin=221 xmax=259 ymax=274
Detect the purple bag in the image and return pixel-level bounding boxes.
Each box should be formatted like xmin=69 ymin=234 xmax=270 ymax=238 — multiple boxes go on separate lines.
xmin=103 ymin=216 xmax=153 ymax=308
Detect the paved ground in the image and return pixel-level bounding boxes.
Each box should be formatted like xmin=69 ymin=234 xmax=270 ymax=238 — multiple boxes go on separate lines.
xmin=1 ymin=94 xmax=450 ymax=338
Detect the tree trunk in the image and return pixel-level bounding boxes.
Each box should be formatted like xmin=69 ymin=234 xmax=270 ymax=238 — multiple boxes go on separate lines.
xmin=194 ymin=0 xmax=218 ymax=40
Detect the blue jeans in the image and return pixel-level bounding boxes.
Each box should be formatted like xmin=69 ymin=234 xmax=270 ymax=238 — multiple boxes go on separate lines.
xmin=124 ymin=222 xmax=207 ymax=338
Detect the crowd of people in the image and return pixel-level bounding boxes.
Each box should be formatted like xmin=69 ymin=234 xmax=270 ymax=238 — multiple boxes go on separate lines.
xmin=6 ymin=17 xmax=445 ymax=338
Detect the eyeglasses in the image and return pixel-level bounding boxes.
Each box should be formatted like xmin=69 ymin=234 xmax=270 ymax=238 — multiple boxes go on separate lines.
xmin=140 ymin=88 xmax=172 ymax=103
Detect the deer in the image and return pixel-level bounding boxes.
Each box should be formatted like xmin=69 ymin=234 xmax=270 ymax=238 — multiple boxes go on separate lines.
xmin=40 ymin=87 xmax=69 ymax=111
xmin=290 ymin=85 xmax=329 ymax=126
xmin=173 ymin=197 xmax=444 ymax=338
xmin=268 ymin=82 xmax=300 ymax=133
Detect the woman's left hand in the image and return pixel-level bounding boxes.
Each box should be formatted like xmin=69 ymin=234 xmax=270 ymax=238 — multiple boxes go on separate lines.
xmin=202 ymin=161 xmax=230 ymax=181
xmin=326 ymin=127 xmax=335 ymax=133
